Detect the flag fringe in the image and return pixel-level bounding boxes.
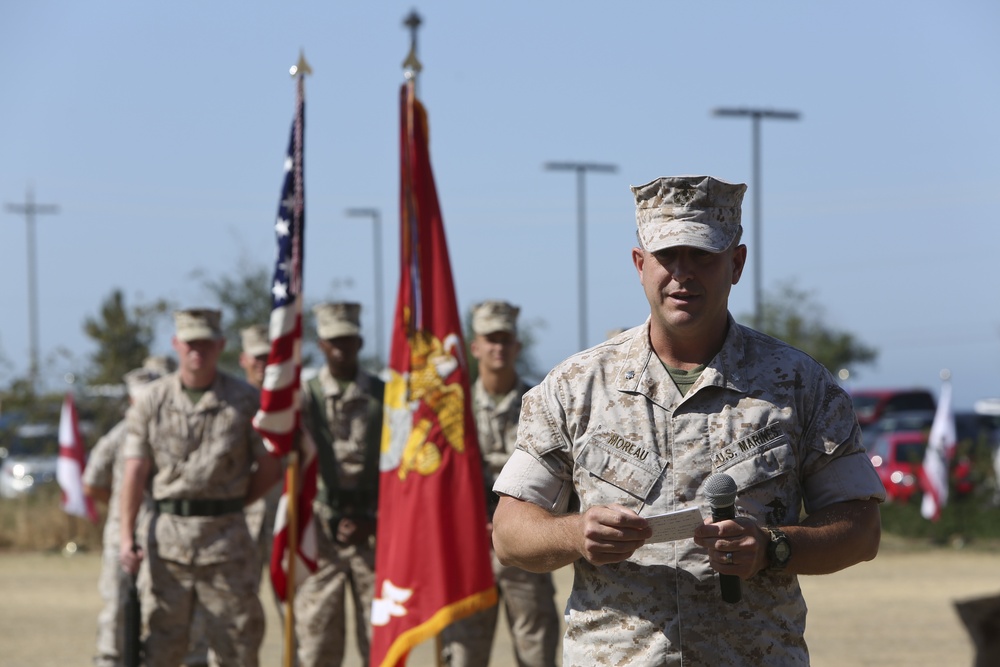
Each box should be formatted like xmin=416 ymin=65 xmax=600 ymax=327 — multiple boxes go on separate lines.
xmin=378 ymin=587 xmax=499 ymax=667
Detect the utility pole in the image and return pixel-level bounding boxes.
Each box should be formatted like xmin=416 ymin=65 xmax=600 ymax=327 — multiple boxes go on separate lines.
xmin=345 ymin=208 xmax=385 ymax=368
xmin=544 ymin=162 xmax=618 ymax=351
xmin=712 ymin=107 xmax=800 ymax=329
xmin=6 ymin=185 xmax=59 ymax=390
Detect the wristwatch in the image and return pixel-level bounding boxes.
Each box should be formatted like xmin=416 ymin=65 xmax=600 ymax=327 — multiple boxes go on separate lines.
xmin=765 ymin=527 xmax=791 ymax=570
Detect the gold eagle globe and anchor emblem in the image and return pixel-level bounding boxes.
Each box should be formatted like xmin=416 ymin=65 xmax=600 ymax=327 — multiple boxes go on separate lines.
xmin=381 ymin=328 xmax=466 ymax=480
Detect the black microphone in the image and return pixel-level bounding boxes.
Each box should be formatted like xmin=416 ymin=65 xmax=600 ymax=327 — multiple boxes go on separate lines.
xmin=704 ymin=472 xmax=742 ymax=604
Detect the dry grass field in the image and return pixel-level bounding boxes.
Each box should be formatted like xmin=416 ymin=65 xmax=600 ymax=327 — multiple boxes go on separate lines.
xmin=1 ymin=535 xmax=998 ymax=666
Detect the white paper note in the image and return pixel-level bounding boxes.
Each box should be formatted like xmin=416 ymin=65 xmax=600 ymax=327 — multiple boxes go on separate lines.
xmin=644 ymin=506 xmax=704 ymax=544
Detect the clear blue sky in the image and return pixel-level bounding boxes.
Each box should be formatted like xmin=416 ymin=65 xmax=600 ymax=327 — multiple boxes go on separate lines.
xmin=1 ymin=1 xmax=998 ymax=411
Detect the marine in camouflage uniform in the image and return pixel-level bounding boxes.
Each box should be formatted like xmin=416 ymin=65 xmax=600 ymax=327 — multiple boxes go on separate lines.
xmin=237 ymin=324 xmax=283 ymax=598
xmin=440 ymin=300 xmax=559 ymax=667
xmin=118 ymin=309 xmax=282 ymax=667
xmin=186 ymin=325 xmax=277 ymax=667
xmin=85 ymin=419 xmax=132 ymax=667
xmin=294 ymin=302 xmax=383 ymax=667
xmin=492 ymin=176 xmax=886 ymax=666
xmin=84 ymin=361 xmax=171 ymax=667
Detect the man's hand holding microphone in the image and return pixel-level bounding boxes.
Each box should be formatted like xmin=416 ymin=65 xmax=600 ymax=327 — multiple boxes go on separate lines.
xmin=693 ymin=472 xmax=775 ymax=603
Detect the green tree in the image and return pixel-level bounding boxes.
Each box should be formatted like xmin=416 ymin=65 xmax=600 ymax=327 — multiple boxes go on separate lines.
xmin=83 ymin=290 xmax=170 ymax=386
xmin=67 ymin=290 xmax=169 ymax=440
xmin=196 ymin=258 xmax=365 ymax=376
xmin=750 ymin=280 xmax=877 ymax=376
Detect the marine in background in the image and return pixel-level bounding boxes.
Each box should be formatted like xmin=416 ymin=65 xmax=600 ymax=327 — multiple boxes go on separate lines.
xmin=118 ymin=308 xmax=282 ymax=667
xmin=83 ymin=356 xmax=173 ymax=667
xmin=294 ymin=302 xmax=384 ymax=667
xmin=440 ymin=300 xmax=560 ymax=667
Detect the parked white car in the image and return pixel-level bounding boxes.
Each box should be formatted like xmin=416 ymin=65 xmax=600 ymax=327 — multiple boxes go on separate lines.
xmin=0 ymin=423 xmax=59 ymax=499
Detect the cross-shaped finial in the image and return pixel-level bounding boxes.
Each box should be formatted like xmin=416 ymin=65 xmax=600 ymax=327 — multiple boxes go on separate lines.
xmin=404 ymin=10 xmax=422 ymax=41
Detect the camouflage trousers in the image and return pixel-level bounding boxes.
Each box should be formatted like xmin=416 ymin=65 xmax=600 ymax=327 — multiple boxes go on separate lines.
xmin=294 ymin=514 xmax=376 ymax=667
xmin=94 ymin=543 xmax=211 ymax=667
xmin=94 ymin=546 xmax=130 ymax=667
xmin=140 ymin=552 xmax=265 ymax=667
xmin=440 ymin=551 xmax=561 ymax=667
xmin=246 ymin=483 xmax=284 ymax=620
xmin=184 ymin=607 xmax=216 ymax=667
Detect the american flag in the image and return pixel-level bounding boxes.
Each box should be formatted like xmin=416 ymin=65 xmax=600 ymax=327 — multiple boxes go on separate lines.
xmin=252 ymin=68 xmax=318 ymax=600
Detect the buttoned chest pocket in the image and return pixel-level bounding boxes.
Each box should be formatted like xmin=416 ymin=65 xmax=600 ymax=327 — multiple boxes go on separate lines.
xmin=155 ymin=407 xmax=197 ymax=460
xmin=722 ymin=441 xmax=800 ymax=526
xmin=159 ymin=431 xmax=193 ymax=460
xmin=204 ymin=409 xmax=251 ymax=461
xmin=575 ymin=431 xmax=666 ymax=512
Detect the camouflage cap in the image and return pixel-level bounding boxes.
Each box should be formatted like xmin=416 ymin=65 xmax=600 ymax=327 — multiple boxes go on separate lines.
xmin=173 ymin=308 xmax=223 ymax=342
xmin=472 ymin=300 xmax=520 ymax=336
xmin=240 ymin=324 xmax=271 ymax=357
xmin=122 ymin=366 xmax=164 ymax=399
xmin=313 ymin=302 xmax=361 ymax=339
xmin=632 ymin=175 xmax=747 ymax=253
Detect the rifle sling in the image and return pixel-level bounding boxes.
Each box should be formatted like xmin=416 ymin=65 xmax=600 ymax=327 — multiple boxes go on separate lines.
xmin=306 ymin=375 xmax=383 ymax=516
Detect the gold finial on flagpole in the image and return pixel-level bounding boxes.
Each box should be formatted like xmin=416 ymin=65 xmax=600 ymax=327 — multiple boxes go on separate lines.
xmin=402 ymin=9 xmax=423 ymax=80
xmin=290 ymin=49 xmax=313 ymax=78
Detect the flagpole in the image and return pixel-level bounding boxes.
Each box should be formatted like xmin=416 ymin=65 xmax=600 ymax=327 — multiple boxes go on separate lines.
xmin=402 ymin=11 xmax=421 ymax=344
xmin=281 ymin=51 xmax=311 ymax=667
xmin=402 ymin=13 xmax=447 ymax=667
xmin=371 ymin=15 xmax=497 ymax=665
xmin=283 ymin=449 xmax=299 ymax=667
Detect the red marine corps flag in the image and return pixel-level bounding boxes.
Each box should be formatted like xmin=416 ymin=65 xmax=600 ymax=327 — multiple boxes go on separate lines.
xmin=369 ymin=73 xmax=497 ymax=665
xmin=252 ymin=53 xmax=319 ymax=606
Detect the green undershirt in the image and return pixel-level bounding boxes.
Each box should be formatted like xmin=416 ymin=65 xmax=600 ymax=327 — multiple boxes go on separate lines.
xmin=183 ymin=388 xmax=207 ymax=405
xmin=664 ymin=363 xmax=706 ymax=397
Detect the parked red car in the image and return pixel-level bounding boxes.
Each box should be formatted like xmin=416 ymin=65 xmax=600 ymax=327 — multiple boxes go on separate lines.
xmin=867 ymin=430 xmax=928 ymax=503
xmin=851 ymin=388 xmax=936 ymax=426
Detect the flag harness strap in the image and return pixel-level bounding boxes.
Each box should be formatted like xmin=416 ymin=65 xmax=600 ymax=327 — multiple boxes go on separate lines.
xmin=305 ymin=375 xmax=384 ymax=521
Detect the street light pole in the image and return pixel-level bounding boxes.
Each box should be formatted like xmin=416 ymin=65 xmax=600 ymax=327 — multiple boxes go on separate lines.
xmin=6 ymin=185 xmax=59 ymax=390
xmin=346 ymin=208 xmax=385 ymax=368
xmin=712 ymin=107 xmax=800 ymax=329
xmin=544 ymin=161 xmax=617 ymax=351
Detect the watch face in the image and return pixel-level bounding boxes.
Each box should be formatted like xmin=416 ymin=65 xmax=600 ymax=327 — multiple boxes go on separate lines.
xmin=768 ymin=529 xmax=791 ymax=568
